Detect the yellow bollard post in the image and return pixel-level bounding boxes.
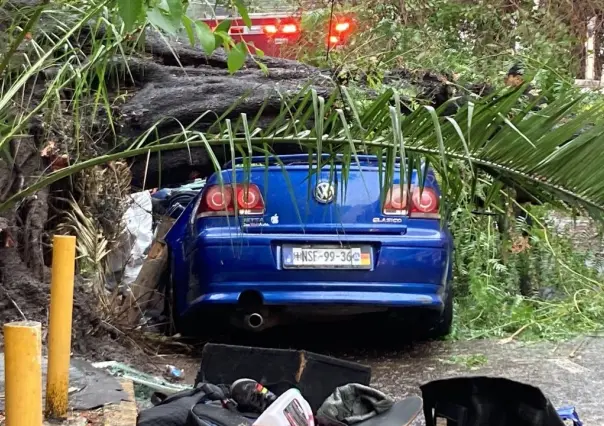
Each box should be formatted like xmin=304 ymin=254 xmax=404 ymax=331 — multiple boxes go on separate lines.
xmin=45 ymin=234 xmax=77 ymax=418
xmin=4 ymin=321 xmax=43 ymax=426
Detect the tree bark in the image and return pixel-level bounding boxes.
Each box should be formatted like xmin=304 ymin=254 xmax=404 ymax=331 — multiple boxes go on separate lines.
xmin=114 ymin=32 xmax=469 ymax=187
xmin=109 ymin=31 xmax=335 ymax=188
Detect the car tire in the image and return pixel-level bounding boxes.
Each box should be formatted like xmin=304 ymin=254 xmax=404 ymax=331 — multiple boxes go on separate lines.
xmin=162 ymin=253 xmax=182 ymax=335
xmin=162 ymin=249 xmax=194 ymax=336
xmin=425 ymin=285 xmax=453 ymax=339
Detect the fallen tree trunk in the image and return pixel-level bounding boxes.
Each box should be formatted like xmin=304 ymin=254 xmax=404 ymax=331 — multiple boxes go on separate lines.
xmin=108 ymin=31 xmax=472 ymax=188
xmin=110 ymin=31 xmax=335 ymax=188
xmin=119 ymin=32 xmax=333 ymax=139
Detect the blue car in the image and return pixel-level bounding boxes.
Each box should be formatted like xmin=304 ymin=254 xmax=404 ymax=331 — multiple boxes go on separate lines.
xmin=165 ymin=154 xmax=454 ymax=336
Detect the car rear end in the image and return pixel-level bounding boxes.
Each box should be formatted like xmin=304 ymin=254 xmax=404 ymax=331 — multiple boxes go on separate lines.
xmin=197 ymin=12 xmax=355 ymax=58
xmin=166 ymin=155 xmax=453 ymax=332
xmin=199 ymin=13 xmax=302 ymax=58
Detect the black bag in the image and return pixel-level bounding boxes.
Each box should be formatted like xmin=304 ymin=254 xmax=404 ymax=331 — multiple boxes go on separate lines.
xmin=186 ymin=402 xmax=253 ymax=426
xmin=137 ymin=383 xmax=253 ymax=426
xmin=420 ymin=376 xmax=565 ymax=426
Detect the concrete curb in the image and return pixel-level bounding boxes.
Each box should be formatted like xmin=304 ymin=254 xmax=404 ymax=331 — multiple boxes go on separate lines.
xmin=102 ymin=379 xmax=137 ymax=426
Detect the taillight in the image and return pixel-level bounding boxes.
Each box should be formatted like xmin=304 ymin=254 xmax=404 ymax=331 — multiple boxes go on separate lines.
xmin=410 ymin=187 xmax=439 ymax=219
xmin=236 ymin=185 xmax=262 ymax=210
xmin=205 ymin=185 xmax=232 ymax=211
xmin=382 ymin=185 xmax=440 ymax=219
xmin=383 ymin=184 xmax=408 ymax=215
xmin=263 ymin=25 xmax=278 ymax=35
xmin=327 ymin=15 xmax=354 ymax=47
xmin=263 ymin=23 xmax=299 ymax=36
xmin=196 ymin=184 xmax=265 ymax=218
xmin=281 ymin=24 xmax=298 ymax=34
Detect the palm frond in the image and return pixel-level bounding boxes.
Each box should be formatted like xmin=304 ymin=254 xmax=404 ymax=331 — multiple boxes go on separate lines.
xmin=2 ymin=81 xmax=604 ymax=217
xmin=56 ymin=196 xmax=110 ymax=270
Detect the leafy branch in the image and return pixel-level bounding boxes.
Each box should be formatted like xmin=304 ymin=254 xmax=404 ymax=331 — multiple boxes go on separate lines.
xmin=116 ymin=0 xmax=263 ymax=74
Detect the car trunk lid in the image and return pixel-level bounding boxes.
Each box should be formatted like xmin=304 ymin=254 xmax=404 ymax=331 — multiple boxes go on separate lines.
xmin=215 ymin=155 xmax=415 ymax=235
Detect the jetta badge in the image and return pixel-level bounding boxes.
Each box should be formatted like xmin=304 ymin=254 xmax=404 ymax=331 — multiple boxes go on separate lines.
xmin=314 ymin=181 xmax=335 ymax=204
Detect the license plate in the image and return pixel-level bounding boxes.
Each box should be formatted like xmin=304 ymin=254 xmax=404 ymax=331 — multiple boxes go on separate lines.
xmin=282 ymin=245 xmax=372 ymax=269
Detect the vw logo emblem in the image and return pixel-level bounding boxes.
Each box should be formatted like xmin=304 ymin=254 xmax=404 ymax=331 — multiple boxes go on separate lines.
xmin=314 ymin=181 xmax=335 ymax=204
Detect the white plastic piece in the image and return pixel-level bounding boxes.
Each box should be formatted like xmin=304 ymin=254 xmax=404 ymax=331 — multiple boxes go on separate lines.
xmin=106 ymin=191 xmax=153 ymax=287
xmin=253 ymin=388 xmax=314 ymax=426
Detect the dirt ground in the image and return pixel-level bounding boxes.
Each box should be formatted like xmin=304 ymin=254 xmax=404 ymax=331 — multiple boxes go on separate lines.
xmin=156 ymin=322 xmax=603 ymax=426
xmin=0 ymin=264 xmax=154 ymax=366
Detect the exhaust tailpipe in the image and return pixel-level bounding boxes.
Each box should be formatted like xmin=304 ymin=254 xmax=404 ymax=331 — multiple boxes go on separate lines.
xmin=245 ymin=313 xmax=264 ymax=330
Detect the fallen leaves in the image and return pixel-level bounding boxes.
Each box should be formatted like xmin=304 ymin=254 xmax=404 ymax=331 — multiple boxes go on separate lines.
xmin=40 ymin=141 xmax=69 ymax=171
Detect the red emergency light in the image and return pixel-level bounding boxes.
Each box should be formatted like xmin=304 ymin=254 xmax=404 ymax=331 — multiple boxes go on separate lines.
xmin=282 ymin=24 xmax=298 ymax=33
xmin=334 ymin=22 xmax=350 ymax=32
xmin=327 ymin=15 xmax=354 ymax=47
xmin=262 ymin=23 xmax=299 ymax=35
xmin=262 ymin=24 xmax=278 ymax=34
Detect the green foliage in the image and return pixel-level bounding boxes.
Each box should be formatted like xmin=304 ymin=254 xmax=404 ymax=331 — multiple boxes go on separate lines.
xmin=0 ymin=0 xmax=257 ymax=176
xmin=450 ymin=179 xmax=604 ymax=340
xmin=227 ymin=42 xmax=248 ymax=73
xmin=294 ymin=0 xmax=581 ymax=85
xmin=5 ymin=80 xmax=604 ymax=220
xmin=234 ymin=0 xmax=252 ymax=28
xmin=0 ymin=0 xmax=123 ymax=164
xmin=194 ymin=20 xmax=218 ymax=55
xmin=117 ymin=0 xmax=143 ymax=32
xmin=112 ymin=0 xmax=258 ymax=74
xmin=147 ymin=1 xmax=183 ymax=35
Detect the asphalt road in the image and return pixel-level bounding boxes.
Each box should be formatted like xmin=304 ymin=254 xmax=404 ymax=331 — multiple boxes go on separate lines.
xmin=360 ymin=337 xmax=603 ymax=425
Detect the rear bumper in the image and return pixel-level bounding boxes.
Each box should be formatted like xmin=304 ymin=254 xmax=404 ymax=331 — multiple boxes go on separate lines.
xmin=190 ymin=283 xmax=443 ymax=307
xmin=170 ymin=230 xmax=453 ymax=317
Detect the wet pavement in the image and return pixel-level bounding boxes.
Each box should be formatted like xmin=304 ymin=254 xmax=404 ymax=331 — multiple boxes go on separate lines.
xmin=164 ymin=323 xmax=603 ymax=425
xmin=361 ymin=337 xmax=604 ymax=425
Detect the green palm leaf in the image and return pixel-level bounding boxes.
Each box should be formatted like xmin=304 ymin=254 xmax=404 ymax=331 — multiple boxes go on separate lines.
xmin=2 ymin=79 xmax=604 ymax=218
